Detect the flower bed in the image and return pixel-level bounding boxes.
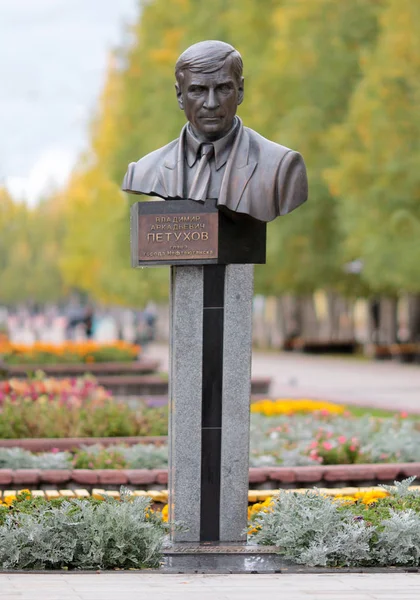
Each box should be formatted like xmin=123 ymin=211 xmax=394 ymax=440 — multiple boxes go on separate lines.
xmin=1 ymin=481 xmax=420 ymax=569
xmin=1 ymin=392 xmax=419 ymax=465
xmin=0 ymin=377 xmax=167 ymax=438
xmin=0 ymin=341 xmax=140 ymax=365
xmin=0 ymin=444 xmax=168 ymax=471
xmin=250 ymin=410 xmax=420 ymax=466
xmin=0 ymin=489 xmax=166 ymax=570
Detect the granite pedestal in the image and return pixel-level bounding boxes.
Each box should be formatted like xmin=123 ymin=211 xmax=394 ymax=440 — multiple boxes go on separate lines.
xmin=168 ymin=264 xmax=253 ymax=543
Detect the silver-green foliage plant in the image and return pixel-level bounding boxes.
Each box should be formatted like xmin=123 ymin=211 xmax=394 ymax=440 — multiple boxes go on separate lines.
xmin=251 ymin=478 xmax=420 ymax=567
xmin=0 ymin=489 xmax=166 ymax=570
xmin=117 ymin=444 xmax=168 ymax=468
xmin=0 ymin=444 xmax=169 ymax=470
xmin=0 ymin=448 xmax=71 ymax=470
xmin=250 ymin=489 xmax=373 ymax=567
xmin=374 ymin=509 xmax=420 ymax=567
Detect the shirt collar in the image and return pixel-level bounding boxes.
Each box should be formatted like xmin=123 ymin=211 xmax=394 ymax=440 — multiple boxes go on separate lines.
xmin=185 ymin=117 xmax=239 ymax=170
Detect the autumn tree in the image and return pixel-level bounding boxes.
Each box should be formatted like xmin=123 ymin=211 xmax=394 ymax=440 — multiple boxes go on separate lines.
xmin=0 ymin=188 xmax=65 ymax=305
xmin=325 ymin=0 xmax=420 ymax=294
xmin=246 ymin=0 xmax=385 ymax=297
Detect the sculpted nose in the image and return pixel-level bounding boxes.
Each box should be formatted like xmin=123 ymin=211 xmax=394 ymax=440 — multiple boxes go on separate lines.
xmin=204 ymin=88 xmax=219 ymax=110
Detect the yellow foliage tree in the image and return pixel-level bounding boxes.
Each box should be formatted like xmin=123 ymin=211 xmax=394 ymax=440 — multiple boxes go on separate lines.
xmin=0 ymin=187 xmax=65 ymax=304
xmin=325 ymin=0 xmax=420 ymax=292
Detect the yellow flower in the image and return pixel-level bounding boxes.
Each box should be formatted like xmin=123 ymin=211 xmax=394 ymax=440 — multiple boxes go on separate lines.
xmin=248 ymin=497 xmax=274 ymax=519
xmin=355 ymin=490 xmax=389 ymax=505
xmin=250 ymin=398 xmax=345 ymax=416
xmin=3 ymin=495 xmax=16 ymax=506
xmin=335 ymin=495 xmax=357 ymax=505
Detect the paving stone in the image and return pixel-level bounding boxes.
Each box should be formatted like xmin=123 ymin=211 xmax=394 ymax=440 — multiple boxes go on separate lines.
xmin=58 ymin=490 xmax=75 ymax=498
xmin=96 ymin=470 xmax=128 ymax=485
xmin=125 ymin=469 xmax=156 ymax=485
xmin=293 ymin=467 xmax=324 ymax=482
xmin=0 ymin=573 xmax=419 ymax=600
xmin=248 ymin=468 xmax=268 ymax=483
xmin=73 ymin=489 xmax=90 ymax=498
xmin=0 ymin=470 xmax=13 ymax=485
xmin=40 ymin=470 xmax=71 ymax=484
xmin=268 ymin=468 xmax=296 ymax=483
xmin=400 ymin=464 xmax=420 ymax=477
xmin=154 ymin=469 xmax=168 ymax=485
xmin=374 ymin=465 xmax=402 ymax=480
xmin=323 ymin=465 xmax=377 ymax=482
xmin=71 ymin=470 xmax=99 ymax=485
xmin=12 ymin=470 xmax=40 ymax=485
xmin=44 ymin=490 xmax=60 ymax=499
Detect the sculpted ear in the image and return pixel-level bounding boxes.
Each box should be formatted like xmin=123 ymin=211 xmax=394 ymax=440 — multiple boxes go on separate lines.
xmin=175 ymin=82 xmax=184 ymax=110
xmin=237 ymin=77 xmax=244 ymax=106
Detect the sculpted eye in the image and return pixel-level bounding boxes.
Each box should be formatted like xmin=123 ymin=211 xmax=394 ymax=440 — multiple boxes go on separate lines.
xmin=189 ymin=85 xmax=205 ymax=94
xmin=219 ymin=83 xmax=233 ymax=93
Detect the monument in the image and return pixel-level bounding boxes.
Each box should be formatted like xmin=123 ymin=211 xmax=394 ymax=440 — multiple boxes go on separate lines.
xmin=123 ymin=40 xmax=307 ymax=570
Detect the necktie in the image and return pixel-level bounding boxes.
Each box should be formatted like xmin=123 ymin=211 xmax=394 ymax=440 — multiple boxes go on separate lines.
xmin=188 ymin=143 xmax=214 ymax=200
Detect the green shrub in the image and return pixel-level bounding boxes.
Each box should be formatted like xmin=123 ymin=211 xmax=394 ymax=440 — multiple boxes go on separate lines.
xmin=72 ymin=446 xmax=127 ymax=469
xmin=250 ymin=477 xmax=420 ymax=567
xmin=0 ymin=398 xmax=168 ymax=439
xmin=0 ymin=489 xmax=166 ymax=570
xmin=72 ymin=443 xmax=169 ymax=469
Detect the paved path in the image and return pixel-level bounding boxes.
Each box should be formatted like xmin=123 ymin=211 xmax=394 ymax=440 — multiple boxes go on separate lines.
xmin=0 ymin=572 xmax=419 ymax=599
xmin=145 ymin=344 xmax=420 ymax=413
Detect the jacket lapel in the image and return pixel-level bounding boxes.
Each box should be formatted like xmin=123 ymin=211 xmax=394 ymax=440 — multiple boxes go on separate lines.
xmin=160 ymin=124 xmax=188 ymax=198
xmin=218 ymin=120 xmax=258 ymax=212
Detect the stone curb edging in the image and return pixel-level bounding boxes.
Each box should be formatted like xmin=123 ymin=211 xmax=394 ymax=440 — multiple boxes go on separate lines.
xmin=4 ymin=360 xmax=159 ymax=376
xmin=3 ymin=486 xmax=420 ymax=504
xmin=1 ymin=463 xmax=420 ymax=487
xmin=0 ymin=436 xmax=167 ymax=451
xmin=248 ymin=463 xmax=420 ymax=484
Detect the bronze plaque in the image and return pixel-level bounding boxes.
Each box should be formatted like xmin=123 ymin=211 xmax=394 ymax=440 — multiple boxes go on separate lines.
xmin=138 ymin=211 xmax=219 ymax=262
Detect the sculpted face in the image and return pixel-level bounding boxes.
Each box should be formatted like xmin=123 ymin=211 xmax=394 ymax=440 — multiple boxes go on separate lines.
xmin=176 ymin=60 xmax=244 ymax=142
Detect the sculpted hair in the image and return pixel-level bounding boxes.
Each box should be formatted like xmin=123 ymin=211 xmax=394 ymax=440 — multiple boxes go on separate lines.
xmin=175 ymin=40 xmax=243 ymax=86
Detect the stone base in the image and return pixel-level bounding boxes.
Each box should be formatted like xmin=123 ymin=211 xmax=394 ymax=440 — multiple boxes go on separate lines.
xmin=161 ymin=542 xmax=285 ymax=574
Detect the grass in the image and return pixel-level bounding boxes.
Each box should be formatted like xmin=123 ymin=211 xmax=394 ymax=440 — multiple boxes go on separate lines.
xmin=345 ymin=405 xmax=410 ymax=418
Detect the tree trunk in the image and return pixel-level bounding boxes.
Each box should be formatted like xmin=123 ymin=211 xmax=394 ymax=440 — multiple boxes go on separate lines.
xmin=379 ymin=297 xmax=398 ymax=344
xmin=407 ymin=294 xmax=420 ymax=342
xmin=301 ymin=294 xmax=319 ymax=340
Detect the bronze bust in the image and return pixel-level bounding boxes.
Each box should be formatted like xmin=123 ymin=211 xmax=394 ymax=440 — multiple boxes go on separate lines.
xmin=122 ymin=40 xmax=308 ymax=223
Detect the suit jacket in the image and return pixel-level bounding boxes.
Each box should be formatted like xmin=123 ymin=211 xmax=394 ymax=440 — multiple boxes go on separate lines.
xmin=122 ymin=118 xmax=308 ymax=222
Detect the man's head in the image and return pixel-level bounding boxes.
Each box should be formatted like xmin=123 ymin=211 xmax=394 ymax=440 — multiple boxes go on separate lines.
xmin=175 ymin=40 xmax=244 ymax=142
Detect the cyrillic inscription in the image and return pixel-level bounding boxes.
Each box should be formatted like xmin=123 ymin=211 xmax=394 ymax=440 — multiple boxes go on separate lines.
xmin=138 ymin=211 xmax=218 ymax=262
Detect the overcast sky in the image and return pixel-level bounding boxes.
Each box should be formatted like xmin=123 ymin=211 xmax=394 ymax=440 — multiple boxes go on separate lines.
xmin=0 ymin=0 xmax=138 ymax=204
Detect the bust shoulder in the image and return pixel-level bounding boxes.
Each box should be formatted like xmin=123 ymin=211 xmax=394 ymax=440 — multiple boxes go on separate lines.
xmin=243 ymin=126 xmax=293 ymax=164
xmin=122 ymin=139 xmax=179 ymax=192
